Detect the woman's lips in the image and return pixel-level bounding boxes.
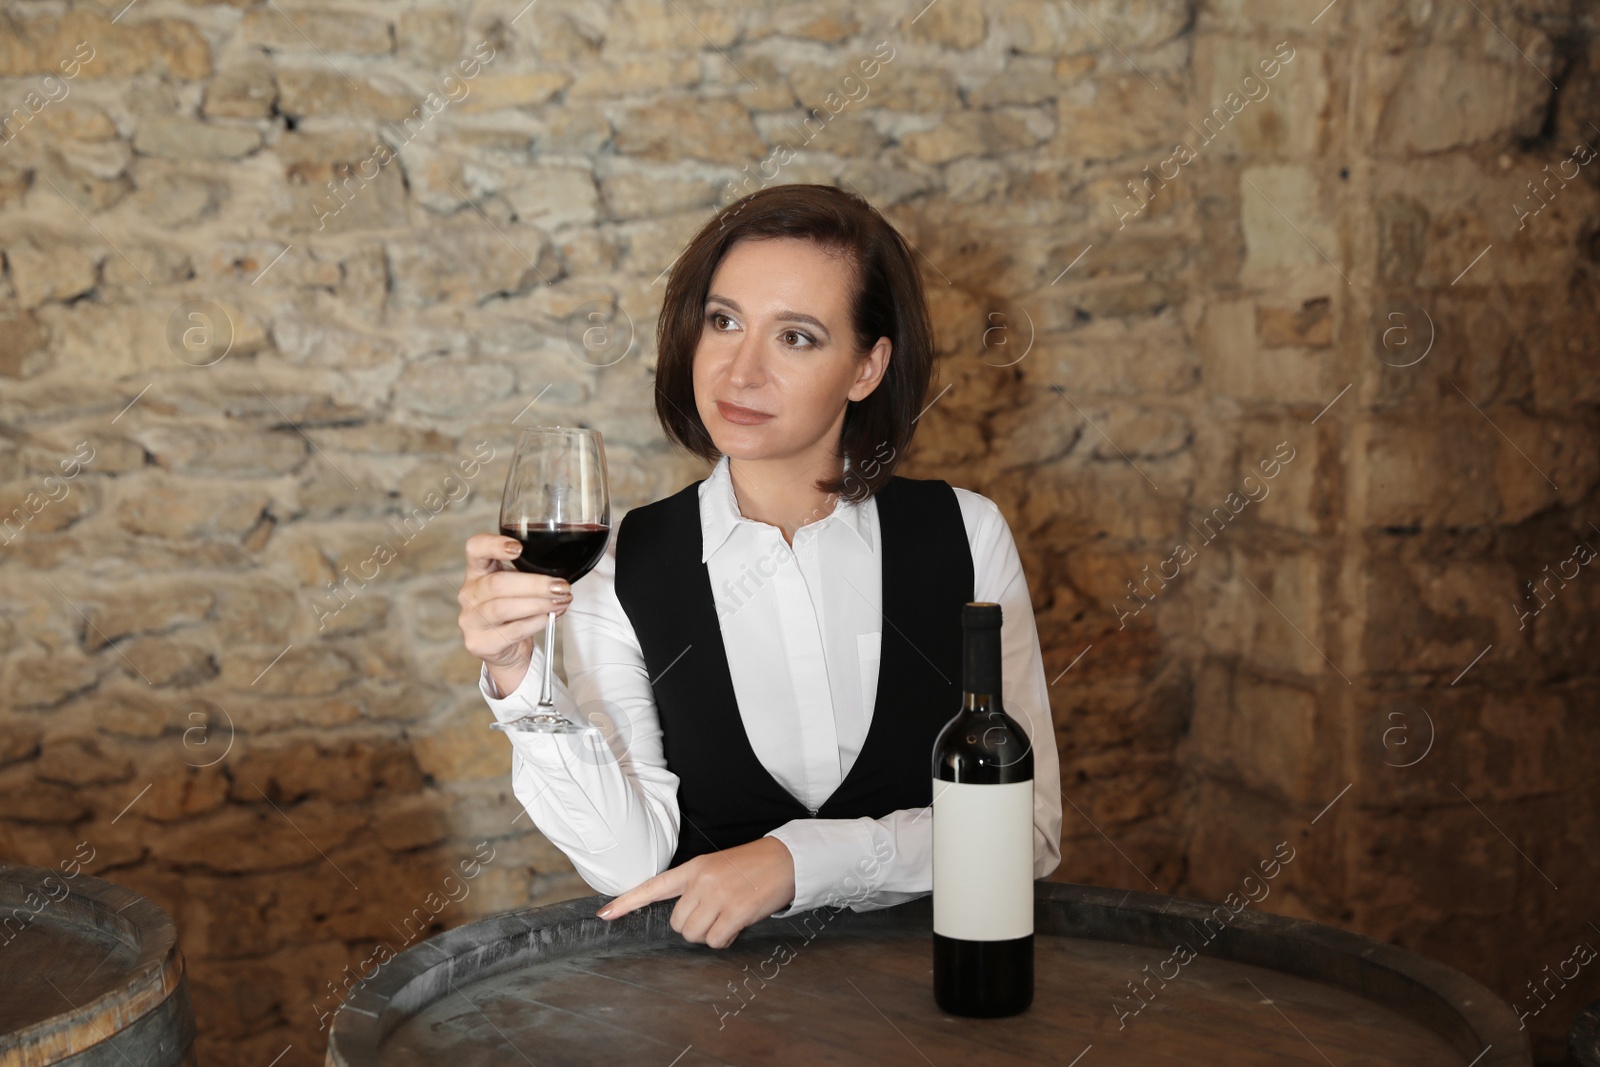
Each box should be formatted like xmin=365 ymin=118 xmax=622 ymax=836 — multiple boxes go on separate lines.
xmin=716 ymin=401 xmax=774 ymax=425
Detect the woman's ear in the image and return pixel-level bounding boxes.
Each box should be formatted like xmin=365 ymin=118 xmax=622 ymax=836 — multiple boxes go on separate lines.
xmin=848 ymin=336 xmax=892 ymax=402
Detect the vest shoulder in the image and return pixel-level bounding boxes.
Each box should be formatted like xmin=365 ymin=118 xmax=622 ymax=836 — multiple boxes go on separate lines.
xmin=614 ymin=481 xmax=703 ymax=563
xmin=877 ymin=473 xmax=958 ymax=501
xmin=619 ymin=480 xmax=701 ymax=523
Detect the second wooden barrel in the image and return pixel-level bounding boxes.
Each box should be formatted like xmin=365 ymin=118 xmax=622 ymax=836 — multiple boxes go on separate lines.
xmin=1572 ymin=996 xmax=1600 ymax=1066
xmin=0 ymin=863 xmax=195 ymax=1067
xmin=326 ymin=881 xmax=1528 ymax=1066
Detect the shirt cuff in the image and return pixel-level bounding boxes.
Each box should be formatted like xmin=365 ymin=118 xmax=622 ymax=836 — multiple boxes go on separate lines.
xmin=764 ymin=818 xmax=877 ymax=917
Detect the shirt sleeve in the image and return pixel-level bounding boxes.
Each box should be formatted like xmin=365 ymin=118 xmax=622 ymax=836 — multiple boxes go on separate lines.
xmin=765 ymin=491 xmax=1064 ymax=916
xmin=478 ymin=524 xmax=681 ymax=895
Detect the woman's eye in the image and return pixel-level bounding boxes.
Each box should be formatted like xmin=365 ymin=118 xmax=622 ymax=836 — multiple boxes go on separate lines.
xmin=781 ymin=330 xmax=814 ymax=348
xmin=708 ymin=311 xmax=735 ymax=330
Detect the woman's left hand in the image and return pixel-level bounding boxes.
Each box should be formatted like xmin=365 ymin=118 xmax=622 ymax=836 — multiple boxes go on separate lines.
xmin=595 ymin=837 xmax=796 ymax=949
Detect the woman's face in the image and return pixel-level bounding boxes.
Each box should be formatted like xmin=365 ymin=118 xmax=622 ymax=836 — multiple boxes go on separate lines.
xmin=692 ymin=236 xmax=891 ymax=465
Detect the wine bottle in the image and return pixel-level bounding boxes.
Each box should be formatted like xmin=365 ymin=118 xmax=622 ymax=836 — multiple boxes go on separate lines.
xmin=931 ymin=601 xmax=1035 ymax=1017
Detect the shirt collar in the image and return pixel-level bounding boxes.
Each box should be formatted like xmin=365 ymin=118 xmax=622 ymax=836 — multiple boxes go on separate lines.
xmin=699 ymin=453 xmax=875 ymax=563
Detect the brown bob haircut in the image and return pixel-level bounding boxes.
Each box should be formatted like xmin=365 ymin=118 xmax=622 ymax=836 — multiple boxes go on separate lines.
xmin=654 ymin=182 xmax=936 ymax=502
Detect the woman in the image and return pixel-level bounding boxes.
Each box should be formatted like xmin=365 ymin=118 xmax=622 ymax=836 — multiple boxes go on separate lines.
xmin=458 ymin=183 xmax=1061 ymax=950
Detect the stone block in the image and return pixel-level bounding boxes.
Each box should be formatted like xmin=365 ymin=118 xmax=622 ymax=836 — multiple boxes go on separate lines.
xmin=307 ymin=591 xmax=393 ymax=642
xmin=1530 ymin=297 xmax=1600 ymax=407
xmin=1374 ymin=192 xmax=1428 ymax=287
xmin=117 ymin=635 xmax=219 ymax=688
xmin=1234 ymin=419 xmax=1317 ymax=535
xmin=203 ymin=52 xmax=278 ymax=119
xmin=217 ymin=644 xmax=359 ymax=697
xmin=1489 ymin=410 xmax=1599 ymax=525
xmin=995 ymin=0 xmax=1189 ymax=57
xmin=908 ymin=0 xmax=986 ymax=49
xmin=1056 ymin=75 xmax=1186 ymax=163
xmin=612 ymin=96 xmax=764 ymax=163
xmin=208 ymin=581 xmax=301 ymax=648
xmin=2 ymin=236 xmax=99 ymax=307
xmin=1354 ymin=805 xmax=1519 ymax=923
xmin=906 ymin=108 xmax=1050 ymax=165
xmin=9 ymin=105 xmax=117 ymax=144
xmin=373 ymin=792 xmax=454 ymax=851
xmin=33 ymin=739 xmax=132 ymax=790
xmin=0 ymin=468 xmax=98 ymax=540
xmin=568 ymin=55 xmax=698 ymax=98
xmin=1239 ymin=163 xmax=1344 ymax=289
xmin=1192 ymin=38 xmax=1324 ymax=160
xmin=397 ymin=9 xmax=463 ymax=70
xmin=135 ymin=423 xmax=307 ymax=478
xmin=412 ymin=705 xmax=508 ymax=782
xmin=228 ymin=737 xmax=423 ymax=806
xmin=1198 ymin=667 xmax=1321 ymax=802
xmin=604 ymin=0 xmax=741 ymax=50
xmin=1363 ymin=553 xmax=1512 ymax=675
xmin=276 ymin=67 xmax=419 ymax=121
xmin=133 ymin=115 xmax=261 ymax=161
xmin=1526 ymin=547 xmax=1600 ymax=680
xmin=0 ymin=776 xmax=91 ymax=823
xmin=1198 ymin=295 xmax=1335 ymax=404
xmin=0 ymin=719 xmax=40 ymax=766
xmin=503 ymin=167 xmax=600 ymax=229
xmin=0 ymin=13 xmax=210 ymax=80
xmin=0 ymin=307 xmax=49 ymax=378
xmin=125 ymin=167 xmax=230 ymax=228
xmin=8 ymin=652 xmax=104 ymax=710
xmin=1257 ymin=297 xmax=1333 ymax=347
xmin=457 ymin=72 xmax=572 ymax=111
xmin=113 ymin=475 xmax=271 ymax=541
xmin=238 ymin=7 xmax=394 ymax=54
xmin=33 ymin=302 xmax=172 ymax=378
xmin=968 ymin=57 xmax=1075 ymax=108
xmin=600 ymin=171 xmax=717 ymax=221
xmin=81 ymin=580 xmax=216 ymax=652
xmin=1180 ymin=776 xmax=1307 ymax=914
xmin=147 ymin=801 xmax=369 ymax=875
xmin=139 ymin=764 xmax=231 ymax=823
xmin=386 ymin=232 xmax=548 ymax=309
xmin=1233 ymin=548 xmax=1331 ymax=679
xmin=1370 ymin=46 xmax=1549 ymax=157
xmin=1358 ymin=415 xmax=1498 ymax=529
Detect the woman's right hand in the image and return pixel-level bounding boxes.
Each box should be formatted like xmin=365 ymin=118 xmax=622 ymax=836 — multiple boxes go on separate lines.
xmin=459 ymin=533 xmax=573 ymax=695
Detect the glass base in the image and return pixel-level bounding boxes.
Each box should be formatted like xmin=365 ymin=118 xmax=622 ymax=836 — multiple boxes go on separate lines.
xmin=491 ymin=712 xmax=586 ymax=734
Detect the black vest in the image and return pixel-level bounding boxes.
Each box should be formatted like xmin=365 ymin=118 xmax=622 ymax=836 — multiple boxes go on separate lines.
xmin=613 ymin=472 xmax=976 ymax=868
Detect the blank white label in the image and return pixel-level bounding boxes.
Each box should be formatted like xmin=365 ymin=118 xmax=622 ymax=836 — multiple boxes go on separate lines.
xmin=932 ymin=777 xmax=1034 ymax=941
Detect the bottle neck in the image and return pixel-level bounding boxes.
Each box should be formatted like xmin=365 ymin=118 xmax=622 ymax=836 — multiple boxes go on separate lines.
xmin=962 ymin=622 xmax=1001 ymax=702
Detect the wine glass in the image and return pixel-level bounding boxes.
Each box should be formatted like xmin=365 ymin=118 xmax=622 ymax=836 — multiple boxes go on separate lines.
xmin=490 ymin=426 xmax=611 ymax=734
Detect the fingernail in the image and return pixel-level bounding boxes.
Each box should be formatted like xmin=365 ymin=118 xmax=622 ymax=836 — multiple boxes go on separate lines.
xmin=504 ymin=540 xmax=521 ymax=553
xmin=552 ymin=581 xmax=569 ymax=594
xmin=596 ymin=906 xmax=613 ymax=919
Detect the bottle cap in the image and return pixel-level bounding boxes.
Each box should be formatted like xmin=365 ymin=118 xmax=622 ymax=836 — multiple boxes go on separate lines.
xmin=963 ymin=601 xmax=1002 ymax=628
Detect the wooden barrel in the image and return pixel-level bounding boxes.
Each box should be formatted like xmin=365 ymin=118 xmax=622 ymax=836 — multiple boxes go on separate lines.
xmin=1572 ymin=996 xmax=1600 ymax=1065
xmin=0 ymin=863 xmax=195 ymax=1067
xmin=326 ymin=881 xmax=1528 ymax=1066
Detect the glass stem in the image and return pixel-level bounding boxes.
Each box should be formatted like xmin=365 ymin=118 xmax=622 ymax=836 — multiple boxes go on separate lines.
xmin=538 ymin=610 xmax=557 ymax=710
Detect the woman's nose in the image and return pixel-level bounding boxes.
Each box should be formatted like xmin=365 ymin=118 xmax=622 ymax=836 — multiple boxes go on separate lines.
xmin=727 ymin=333 xmax=765 ymax=386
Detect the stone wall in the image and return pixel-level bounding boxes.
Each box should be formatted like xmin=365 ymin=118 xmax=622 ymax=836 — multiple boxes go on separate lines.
xmin=0 ymin=0 xmax=1594 ymax=1062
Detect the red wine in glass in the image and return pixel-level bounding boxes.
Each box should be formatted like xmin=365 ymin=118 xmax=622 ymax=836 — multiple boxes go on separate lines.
xmin=491 ymin=426 xmax=610 ymax=734
xmin=500 ymin=522 xmax=609 ymax=583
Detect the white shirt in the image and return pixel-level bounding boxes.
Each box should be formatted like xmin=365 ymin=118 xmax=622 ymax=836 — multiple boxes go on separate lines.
xmin=479 ymin=454 xmax=1063 ymax=917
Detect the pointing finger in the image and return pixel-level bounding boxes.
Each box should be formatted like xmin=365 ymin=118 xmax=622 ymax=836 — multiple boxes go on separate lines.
xmin=597 ymin=867 xmax=686 ymax=920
